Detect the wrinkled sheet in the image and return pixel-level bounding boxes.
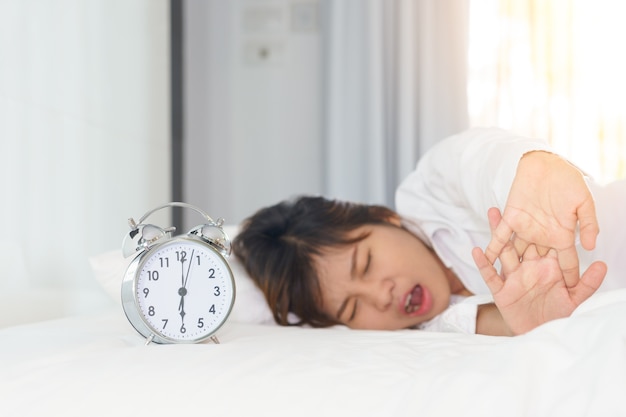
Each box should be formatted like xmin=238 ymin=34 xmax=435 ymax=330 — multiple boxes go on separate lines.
xmin=2 ymin=290 xmax=626 ymax=417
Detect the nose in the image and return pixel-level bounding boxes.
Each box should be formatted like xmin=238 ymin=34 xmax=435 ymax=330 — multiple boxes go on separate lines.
xmin=357 ymin=278 xmax=394 ymax=311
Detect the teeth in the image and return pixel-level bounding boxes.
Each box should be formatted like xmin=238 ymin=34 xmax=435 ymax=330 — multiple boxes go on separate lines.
xmin=404 ymin=294 xmax=421 ymax=313
xmin=404 ymin=288 xmax=422 ymax=314
xmin=405 ymin=304 xmax=420 ymax=313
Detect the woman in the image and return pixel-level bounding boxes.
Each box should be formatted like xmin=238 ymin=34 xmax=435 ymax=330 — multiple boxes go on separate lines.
xmin=233 ymin=128 xmax=621 ymax=335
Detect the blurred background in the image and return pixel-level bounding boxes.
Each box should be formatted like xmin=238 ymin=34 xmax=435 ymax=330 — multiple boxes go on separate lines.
xmin=1 ymin=0 xmax=624 ymax=325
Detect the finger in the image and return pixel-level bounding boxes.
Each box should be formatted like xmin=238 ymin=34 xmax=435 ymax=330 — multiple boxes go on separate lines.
xmin=572 ymin=261 xmax=607 ymax=305
xmin=487 ymin=207 xmax=502 ymax=231
xmin=556 ymin=246 xmax=582 ymax=288
xmin=577 ymin=198 xmax=599 ymax=251
xmin=472 ymin=247 xmax=504 ymax=294
xmin=522 ymin=244 xmax=539 ymax=261
xmin=499 ymin=242 xmax=521 ymax=276
xmin=534 ymin=244 xmax=551 ymax=256
xmin=485 ymin=213 xmax=513 ymax=265
xmin=512 ymin=236 xmax=529 ymax=259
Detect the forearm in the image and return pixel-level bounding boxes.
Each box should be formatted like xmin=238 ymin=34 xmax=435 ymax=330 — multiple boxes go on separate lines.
xmin=475 ymin=303 xmax=514 ymax=336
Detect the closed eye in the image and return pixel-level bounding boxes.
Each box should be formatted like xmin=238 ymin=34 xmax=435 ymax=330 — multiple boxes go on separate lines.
xmin=341 ymin=247 xmax=369 ymax=323
xmin=347 ymin=250 xmax=369 ymax=322
xmin=348 ymin=250 xmax=372 ymax=322
xmin=364 ymin=250 xmax=371 ymax=275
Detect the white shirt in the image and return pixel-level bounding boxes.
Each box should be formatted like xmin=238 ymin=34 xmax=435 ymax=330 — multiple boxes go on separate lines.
xmin=395 ymin=128 xmax=626 ymax=333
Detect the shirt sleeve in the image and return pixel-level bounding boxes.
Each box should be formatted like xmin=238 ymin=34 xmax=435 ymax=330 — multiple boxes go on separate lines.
xmin=417 ymin=295 xmax=494 ymax=334
xmin=396 ymin=128 xmax=553 ymax=226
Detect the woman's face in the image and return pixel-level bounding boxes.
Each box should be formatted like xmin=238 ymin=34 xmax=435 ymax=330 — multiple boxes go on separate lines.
xmin=315 ymin=223 xmax=457 ymax=330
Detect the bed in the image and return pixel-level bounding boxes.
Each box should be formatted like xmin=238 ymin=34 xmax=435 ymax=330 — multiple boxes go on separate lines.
xmin=2 ymin=227 xmax=626 ymax=417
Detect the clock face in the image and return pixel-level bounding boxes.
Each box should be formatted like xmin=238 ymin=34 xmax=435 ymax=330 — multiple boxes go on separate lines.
xmin=133 ymin=238 xmax=235 ymax=342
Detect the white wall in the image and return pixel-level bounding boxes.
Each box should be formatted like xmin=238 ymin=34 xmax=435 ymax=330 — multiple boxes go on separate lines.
xmin=183 ymin=0 xmax=322 ymax=227
xmin=0 ymin=0 xmax=171 ymax=324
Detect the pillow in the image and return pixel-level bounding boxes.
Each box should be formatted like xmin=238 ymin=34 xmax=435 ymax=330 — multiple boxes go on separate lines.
xmin=88 ymin=225 xmax=276 ymax=324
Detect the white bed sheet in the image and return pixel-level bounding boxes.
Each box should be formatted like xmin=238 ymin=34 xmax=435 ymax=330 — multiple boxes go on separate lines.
xmin=2 ymin=289 xmax=626 ymax=417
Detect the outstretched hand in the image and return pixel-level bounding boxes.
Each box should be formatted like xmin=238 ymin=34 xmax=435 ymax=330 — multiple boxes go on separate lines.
xmin=473 ymin=208 xmax=607 ymax=335
xmin=484 ymin=151 xmax=599 ymax=287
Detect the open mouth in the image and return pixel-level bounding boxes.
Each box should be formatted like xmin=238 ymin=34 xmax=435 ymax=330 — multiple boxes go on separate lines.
xmin=404 ymin=284 xmax=424 ymax=314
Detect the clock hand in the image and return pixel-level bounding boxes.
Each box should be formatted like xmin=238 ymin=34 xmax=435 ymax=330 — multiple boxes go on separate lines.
xmin=183 ymin=249 xmax=195 ymax=289
xmin=178 ymin=290 xmax=186 ymax=323
xmin=180 ymin=252 xmax=186 ymax=287
xmin=177 ymin=250 xmax=194 ymax=328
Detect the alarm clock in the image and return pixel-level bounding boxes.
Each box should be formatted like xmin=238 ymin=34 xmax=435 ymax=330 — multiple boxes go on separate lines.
xmin=121 ymin=202 xmax=235 ymax=345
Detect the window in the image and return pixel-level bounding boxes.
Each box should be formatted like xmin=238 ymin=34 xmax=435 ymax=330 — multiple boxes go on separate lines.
xmin=468 ymin=0 xmax=626 ymax=183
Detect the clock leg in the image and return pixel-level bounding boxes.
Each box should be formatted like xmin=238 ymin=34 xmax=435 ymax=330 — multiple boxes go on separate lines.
xmin=210 ymin=335 xmax=220 ymax=344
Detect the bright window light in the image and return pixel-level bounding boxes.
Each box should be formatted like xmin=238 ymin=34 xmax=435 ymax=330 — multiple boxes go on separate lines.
xmin=468 ymin=0 xmax=626 ymax=183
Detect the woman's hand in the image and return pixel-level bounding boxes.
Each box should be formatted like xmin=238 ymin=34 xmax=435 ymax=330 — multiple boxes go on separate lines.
xmin=473 ymin=208 xmax=606 ymax=335
xmin=484 ymin=151 xmax=600 ymax=287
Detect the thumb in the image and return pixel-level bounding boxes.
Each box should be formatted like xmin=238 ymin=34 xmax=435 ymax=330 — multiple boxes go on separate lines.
xmin=573 ymin=261 xmax=607 ymax=304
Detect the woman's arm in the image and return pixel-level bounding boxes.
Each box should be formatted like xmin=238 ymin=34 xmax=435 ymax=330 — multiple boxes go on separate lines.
xmin=475 ymin=303 xmax=512 ymax=336
xmin=396 ymin=128 xmax=602 ymax=294
xmin=395 ymin=128 xmax=554 ymax=295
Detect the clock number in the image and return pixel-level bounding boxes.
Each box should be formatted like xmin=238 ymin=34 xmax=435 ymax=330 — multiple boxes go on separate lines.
xmin=159 ymin=257 xmax=169 ymax=268
xmin=162 ymin=318 xmax=168 ymax=329
xmin=180 ymin=324 xmax=186 ymax=334
xmin=147 ymin=270 xmax=159 ymax=281
xmin=176 ymin=250 xmax=187 ymax=262
xmin=197 ymin=318 xmax=204 ymax=328
xmin=209 ymin=304 xmax=216 ymax=314
xmin=195 ymin=255 xmax=201 ymax=265
xmin=143 ymin=288 xmax=149 ymax=298
xmin=214 ymin=286 xmax=221 ymax=296
xmin=208 ymin=268 xmax=215 ymax=279
xmin=148 ymin=306 xmax=155 ymax=316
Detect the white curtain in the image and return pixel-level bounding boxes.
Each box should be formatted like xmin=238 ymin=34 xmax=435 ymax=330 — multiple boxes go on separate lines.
xmin=0 ymin=1 xmax=170 ymax=318
xmin=468 ymin=0 xmax=626 ymax=183
xmin=321 ymin=0 xmax=470 ymax=207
